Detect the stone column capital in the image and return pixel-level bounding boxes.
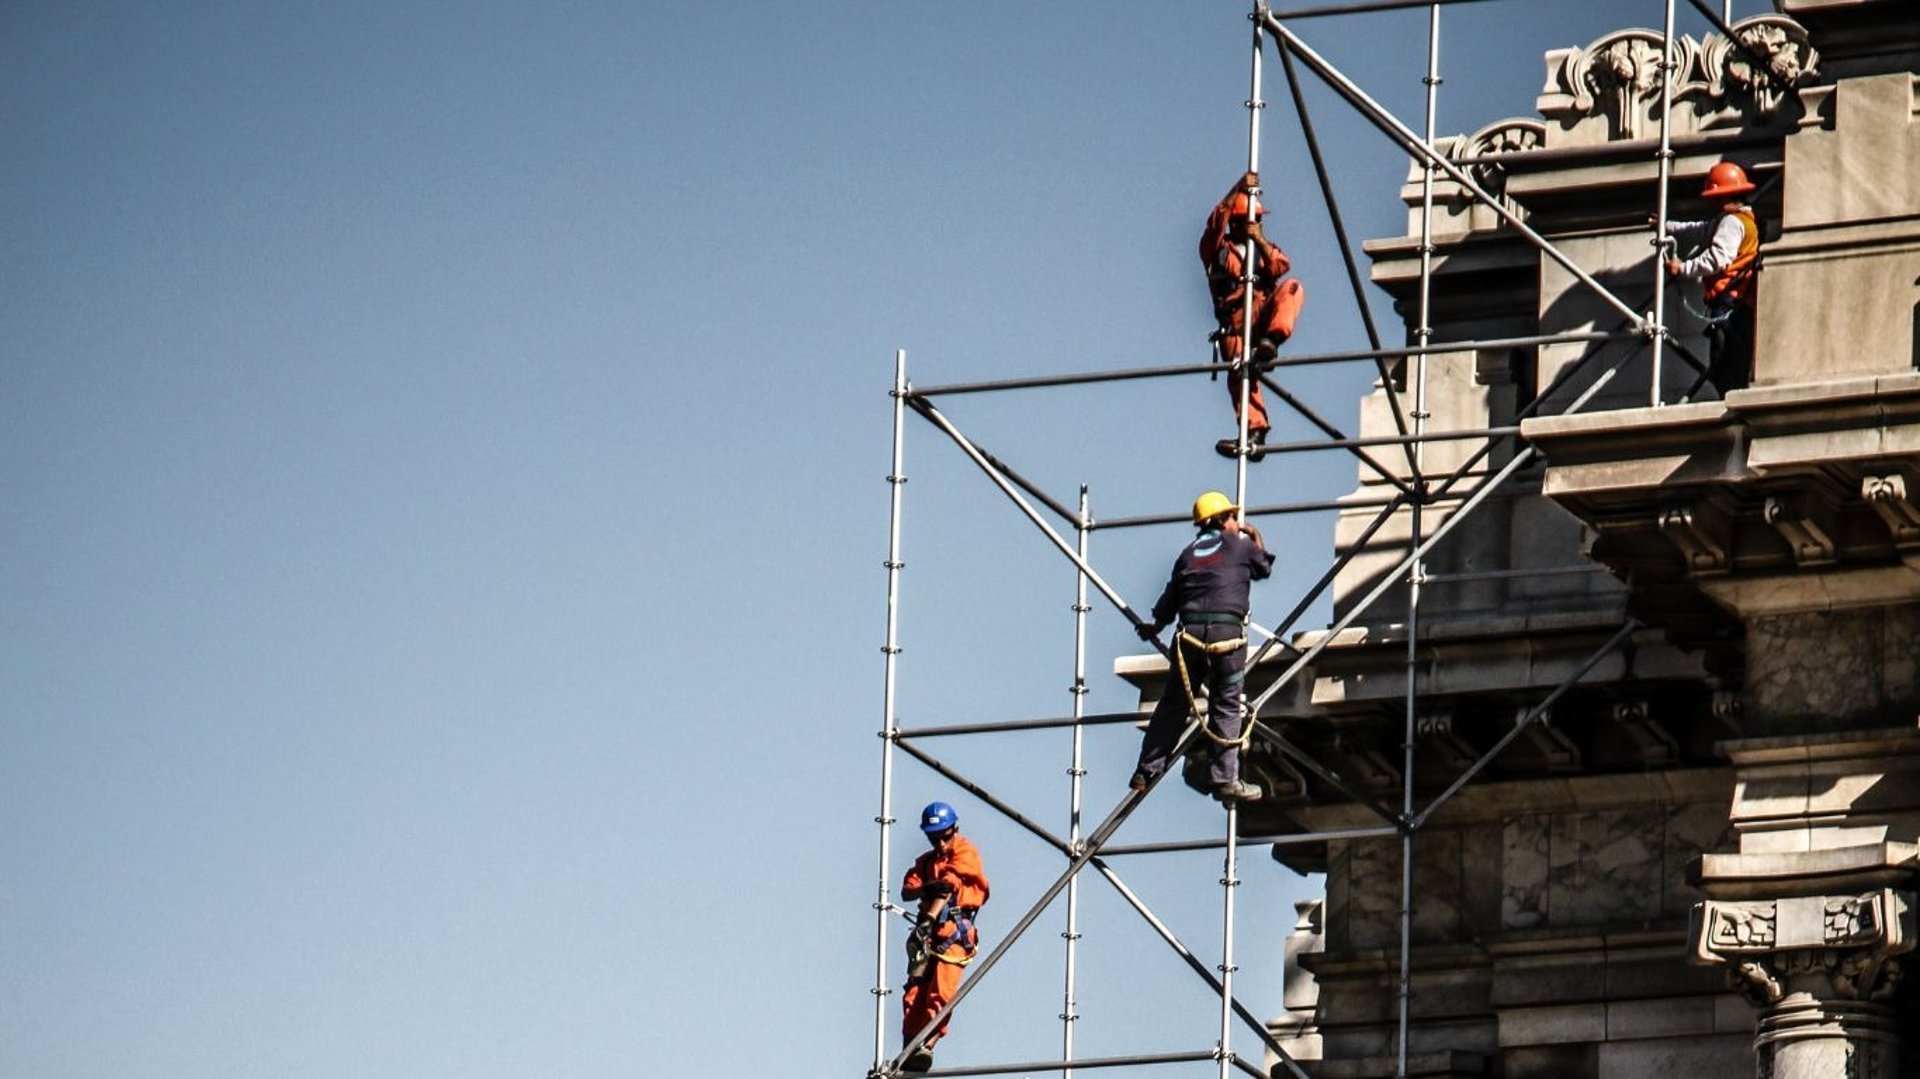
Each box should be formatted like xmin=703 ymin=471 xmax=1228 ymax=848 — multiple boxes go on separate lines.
xmin=1691 ymin=889 xmax=1916 ymax=1005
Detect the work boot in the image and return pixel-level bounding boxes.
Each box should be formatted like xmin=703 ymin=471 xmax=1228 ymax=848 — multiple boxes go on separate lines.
xmin=1214 ymin=436 xmax=1240 ymax=459
xmin=903 ymin=1047 xmax=934 ymax=1073
xmin=1128 ymin=768 xmax=1153 ymax=792
xmin=1246 ymin=427 xmax=1270 ymax=462
xmin=1213 ymin=778 xmax=1263 ymax=804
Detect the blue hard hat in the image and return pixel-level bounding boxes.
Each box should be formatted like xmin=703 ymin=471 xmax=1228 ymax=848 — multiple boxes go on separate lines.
xmin=919 ymin=801 xmax=958 ymax=834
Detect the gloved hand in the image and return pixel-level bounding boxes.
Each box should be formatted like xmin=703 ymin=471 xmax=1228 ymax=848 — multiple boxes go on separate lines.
xmin=1136 ymin=621 xmax=1163 ymax=641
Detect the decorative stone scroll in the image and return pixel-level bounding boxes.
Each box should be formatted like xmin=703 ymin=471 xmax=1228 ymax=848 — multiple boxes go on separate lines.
xmin=1536 ymin=16 xmax=1818 ymax=143
xmin=1456 ymin=119 xmax=1547 ymax=218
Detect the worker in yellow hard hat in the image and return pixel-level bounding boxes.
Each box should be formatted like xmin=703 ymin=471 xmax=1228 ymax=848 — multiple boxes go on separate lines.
xmin=1129 ymin=491 xmax=1273 ymax=804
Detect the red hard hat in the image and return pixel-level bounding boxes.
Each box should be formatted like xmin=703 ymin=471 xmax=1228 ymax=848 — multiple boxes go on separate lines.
xmin=1227 ymin=191 xmax=1264 ymax=222
xmin=1701 ymin=161 xmax=1755 ymax=199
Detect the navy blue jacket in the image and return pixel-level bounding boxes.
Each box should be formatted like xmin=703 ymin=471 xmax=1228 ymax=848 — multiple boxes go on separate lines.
xmin=1151 ymin=527 xmax=1274 ymax=625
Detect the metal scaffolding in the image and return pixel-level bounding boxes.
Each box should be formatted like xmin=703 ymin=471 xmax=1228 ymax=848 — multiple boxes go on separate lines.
xmin=867 ymin=1 xmax=1772 ymax=1077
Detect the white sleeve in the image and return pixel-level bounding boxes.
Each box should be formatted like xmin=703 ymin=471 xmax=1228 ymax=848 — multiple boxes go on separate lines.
xmin=1676 ymin=214 xmax=1744 ymax=280
xmin=1664 ymin=217 xmax=1713 ymax=251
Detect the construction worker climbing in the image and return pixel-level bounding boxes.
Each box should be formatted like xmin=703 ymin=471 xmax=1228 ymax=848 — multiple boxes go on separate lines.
xmin=1659 ymin=160 xmax=1761 ymax=394
xmin=1131 ymin=491 xmax=1273 ymax=804
xmin=899 ymin=800 xmax=990 ymax=1074
xmin=1201 ymin=171 xmax=1306 ymax=460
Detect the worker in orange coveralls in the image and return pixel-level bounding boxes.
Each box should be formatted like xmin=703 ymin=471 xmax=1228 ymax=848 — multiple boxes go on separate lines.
xmin=1201 ymin=171 xmax=1306 ymax=460
xmin=899 ymin=800 xmax=990 ymax=1074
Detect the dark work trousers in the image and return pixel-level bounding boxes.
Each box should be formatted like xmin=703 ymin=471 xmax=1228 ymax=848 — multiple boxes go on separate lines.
xmin=1136 ymin=621 xmax=1247 ymax=788
xmin=1708 ymin=301 xmax=1754 ymax=394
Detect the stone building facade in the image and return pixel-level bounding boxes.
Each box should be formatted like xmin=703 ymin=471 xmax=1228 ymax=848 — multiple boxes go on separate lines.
xmin=1126 ymin=3 xmax=1920 ymax=1076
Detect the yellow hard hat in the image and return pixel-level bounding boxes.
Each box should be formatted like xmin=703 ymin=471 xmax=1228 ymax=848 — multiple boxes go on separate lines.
xmin=1192 ymin=490 xmax=1237 ymax=525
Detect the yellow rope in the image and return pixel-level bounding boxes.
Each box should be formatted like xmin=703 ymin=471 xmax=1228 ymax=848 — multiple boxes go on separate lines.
xmin=1173 ymin=628 xmax=1256 ymax=749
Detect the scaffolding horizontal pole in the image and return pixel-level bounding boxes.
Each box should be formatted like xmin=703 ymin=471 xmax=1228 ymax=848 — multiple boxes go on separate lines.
xmin=1093 ymin=494 xmax=1397 ymax=532
xmin=895 ymin=711 xmax=1143 ymax=739
xmin=1229 ymin=1054 xmax=1269 ymax=1079
xmin=1100 ymin=824 xmax=1401 ymax=856
xmin=1272 ymin=0 xmax=1489 ymax=21
xmin=911 ymin=362 xmax=1216 ymax=398
xmin=915 ymin=1048 xmax=1220 ymax=1077
xmin=1421 ymin=563 xmax=1604 ymax=585
xmin=1254 ymin=424 xmax=1519 ymax=456
xmin=909 ymin=330 xmax=1628 ymax=399
xmin=1260 ymin=328 xmax=1631 ymax=373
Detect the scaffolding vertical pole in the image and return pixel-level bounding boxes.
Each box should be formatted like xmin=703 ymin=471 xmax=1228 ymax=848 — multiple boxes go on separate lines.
xmin=1059 ymin=486 xmax=1091 ymax=1079
xmin=1398 ymin=8 xmax=1444 ymax=1077
xmin=1650 ymin=0 xmax=1679 ymax=406
xmin=1221 ymin=13 xmax=1263 ymax=1077
xmin=1218 ymin=800 xmax=1243 ymax=1079
xmin=1234 ymin=3 xmax=1267 ymax=500
xmin=872 ymin=349 xmax=909 ymax=1071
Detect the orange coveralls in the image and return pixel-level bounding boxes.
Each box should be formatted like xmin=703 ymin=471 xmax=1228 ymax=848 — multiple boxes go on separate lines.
xmin=1202 ymin=186 xmax=1304 ymax=436
xmin=901 ymin=834 xmax=991 ymax=1047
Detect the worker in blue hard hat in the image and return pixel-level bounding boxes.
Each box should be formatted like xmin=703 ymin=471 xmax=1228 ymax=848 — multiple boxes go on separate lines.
xmin=899 ymin=800 xmax=990 ymax=1073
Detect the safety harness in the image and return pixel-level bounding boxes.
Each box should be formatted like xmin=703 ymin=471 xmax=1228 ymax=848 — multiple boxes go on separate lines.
xmin=1172 ymin=613 xmax=1257 ymax=750
xmin=906 ymin=902 xmax=979 ymax=981
xmin=1680 ymin=207 xmax=1761 ymax=325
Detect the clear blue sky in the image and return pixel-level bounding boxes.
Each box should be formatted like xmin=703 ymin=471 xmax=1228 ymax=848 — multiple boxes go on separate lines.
xmin=3 ymin=3 xmax=1752 ymax=1076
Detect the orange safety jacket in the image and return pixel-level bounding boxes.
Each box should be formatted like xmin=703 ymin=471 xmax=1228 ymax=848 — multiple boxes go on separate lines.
xmin=1704 ymin=206 xmax=1760 ymax=308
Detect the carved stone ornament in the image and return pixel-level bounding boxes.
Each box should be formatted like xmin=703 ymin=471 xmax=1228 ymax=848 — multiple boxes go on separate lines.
xmin=1862 ymin=473 xmax=1920 ymax=548
xmin=1700 ymin=17 xmax=1819 ymax=118
xmin=1610 ymin=698 xmax=1678 ymax=764
xmin=1542 ymin=30 xmax=1681 ymax=141
xmin=1696 ymin=898 xmax=1779 ymax=955
xmin=1659 ymin=504 xmax=1731 ymax=574
xmin=1694 ymin=891 xmax=1918 ymax=1005
xmin=1763 ymin=494 xmax=1837 ymax=566
xmin=1537 ymin=16 xmax=1818 ymax=141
